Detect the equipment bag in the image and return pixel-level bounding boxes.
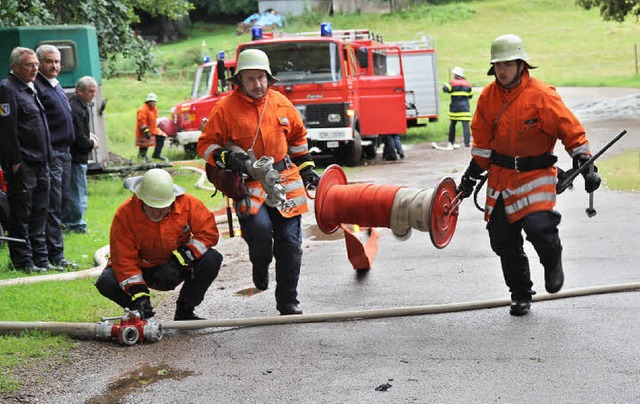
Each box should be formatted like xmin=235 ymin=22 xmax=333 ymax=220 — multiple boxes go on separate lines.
xmin=205 ymin=162 xmax=249 ymax=200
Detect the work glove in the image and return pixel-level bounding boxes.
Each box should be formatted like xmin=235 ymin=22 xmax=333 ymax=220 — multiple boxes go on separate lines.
xmin=574 ymin=153 xmax=602 ymax=193
xmin=456 ymin=159 xmax=485 ymax=199
xmin=213 ymin=148 xmax=250 ymax=174
xmin=130 ymin=285 xmax=155 ymax=319
xmin=172 ymin=244 xmax=196 ymax=267
xmin=300 ymin=167 xmax=321 ymax=189
xmin=141 ymin=125 xmax=151 ymax=140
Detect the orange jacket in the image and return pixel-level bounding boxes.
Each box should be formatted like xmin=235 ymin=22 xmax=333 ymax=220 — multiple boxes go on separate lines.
xmin=135 ymin=102 xmax=158 ymax=148
xmin=198 ymin=87 xmax=309 ymax=218
xmin=471 ymin=70 xmax=591 ymax=223
xmin=109 ymin=193 xmax=219 ymax=293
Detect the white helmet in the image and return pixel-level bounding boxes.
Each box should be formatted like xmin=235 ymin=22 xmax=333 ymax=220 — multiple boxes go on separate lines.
xmin=127 ymin=169 xmax=184 ymax=208
xmin=452 ymin=66 xmax=464 ymax=78
xmin=146 ymin=92 xmax=157 ymax=102
xmin=231 ymin=49 xmax=276 ymax=84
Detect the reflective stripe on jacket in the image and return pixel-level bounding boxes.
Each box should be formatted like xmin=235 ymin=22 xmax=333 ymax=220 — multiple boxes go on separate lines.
xmin=135 ymin=102 xmax=158 ymax=148
xmin=198 ymin=87 xmax=309 ymax=218
xmin=443 ymin=78 xmax=473 ymax=121
xmin=470 ymin=70 xmax=591 ymax=223
xmin=109 ymin=193 xmax=219 ymax=293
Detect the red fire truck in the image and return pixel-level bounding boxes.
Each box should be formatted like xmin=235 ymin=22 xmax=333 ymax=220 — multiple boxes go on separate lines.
xmin=170 ymin=26 xmax=439 ymax=165
xmin=168 ymin=56 xmax=236 ymax=157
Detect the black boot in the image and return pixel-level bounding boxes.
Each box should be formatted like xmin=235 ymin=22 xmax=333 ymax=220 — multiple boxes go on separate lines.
xmin=253 ymin=267 xmax=268 ymax=291
xmin=544 ymin=260 xmax=564 ymax=294
xmin=174 ymin=304 xmax=205 ymax=321
xmin=509 ymin=300 xmax=531 ymax=316
xmin=277 ymin=303 xmax=303 ymax=315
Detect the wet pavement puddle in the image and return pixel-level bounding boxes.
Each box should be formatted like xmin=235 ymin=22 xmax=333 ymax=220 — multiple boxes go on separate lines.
xmin=87 ymin=363 xmax=195 ymax=404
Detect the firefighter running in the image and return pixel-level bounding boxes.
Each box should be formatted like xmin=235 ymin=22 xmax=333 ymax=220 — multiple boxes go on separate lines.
xmin=95 ymin=168 xmax=223 ymax=321
xmin=198 ymin=49 xmax=320 ymax=316
xmin=456 ymin=34 xmax=602 ymax=316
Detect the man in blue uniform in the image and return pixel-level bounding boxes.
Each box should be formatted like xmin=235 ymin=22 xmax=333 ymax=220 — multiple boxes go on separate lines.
xmin=0 ymin=47 xmax=53 ymax=272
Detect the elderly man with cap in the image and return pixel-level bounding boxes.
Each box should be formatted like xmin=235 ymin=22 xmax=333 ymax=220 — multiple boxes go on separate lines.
xmin=197 ymin=48 xmax=320 ymax=315
xmin=95 ymin=168 xmax=223 ymax=321
xmin=456 ymin=34 xmax=601 ymax=316
xmin=135 ymin=92 xmax=168 ymax=162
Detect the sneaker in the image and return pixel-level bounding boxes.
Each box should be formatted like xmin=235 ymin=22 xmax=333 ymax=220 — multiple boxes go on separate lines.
xmin=509 ymin=300 xmax=531 ymax=316
xmin=153 ymin=155 xmax=170 ymax=162
xmin=52 ymin=258 xmax=78 ymax=270
xmin=13 ymin=264 xmax=47 ymax=273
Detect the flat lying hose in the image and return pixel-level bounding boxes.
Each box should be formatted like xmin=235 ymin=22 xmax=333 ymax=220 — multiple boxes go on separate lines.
xmin=0 ymin=282 xmax=638 ymax=338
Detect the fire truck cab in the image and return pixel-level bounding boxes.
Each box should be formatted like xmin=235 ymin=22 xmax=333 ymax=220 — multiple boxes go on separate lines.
xmin=170 ymin=25 xmax=439 ymax=165
xmin=169 ymin=55 xmax=235 ymax=157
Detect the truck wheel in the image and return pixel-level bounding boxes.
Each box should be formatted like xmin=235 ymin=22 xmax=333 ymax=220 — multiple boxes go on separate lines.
xmin=341 ymin=129 xmax=362 ymax=166
xmin=183 ymin=143 xmax=198 ymax=159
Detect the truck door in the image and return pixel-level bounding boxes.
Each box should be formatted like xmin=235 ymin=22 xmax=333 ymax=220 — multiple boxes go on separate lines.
xmin=352 ymin=45 xmax=406 ymax=135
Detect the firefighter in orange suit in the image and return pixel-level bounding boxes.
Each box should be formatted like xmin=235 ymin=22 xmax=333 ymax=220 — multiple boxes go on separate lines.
xmin=198 ymin=49 xmax=320 ymax=315
xmin=95 ymin=168 xmax=223 ymax=321
xmin=135 ymin=93 xmax=168 ymax=162
xmin=456 ymin=34 xmax=601 ymax=316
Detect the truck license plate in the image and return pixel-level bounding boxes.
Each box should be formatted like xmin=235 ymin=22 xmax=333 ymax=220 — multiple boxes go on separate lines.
xmin=327 ymin=141 xmax=339 ymax=148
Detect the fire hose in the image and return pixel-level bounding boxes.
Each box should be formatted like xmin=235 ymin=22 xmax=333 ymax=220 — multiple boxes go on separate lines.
xmin=1 ymin=282 xmax=639 ymax=344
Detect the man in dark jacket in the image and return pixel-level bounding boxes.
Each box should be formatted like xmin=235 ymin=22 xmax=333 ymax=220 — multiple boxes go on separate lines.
xmin=63 ymin=76 xmax=99 ymax=233
xmin=0 ymin=47 xmax=52 ymax=273
xmin=443 ymin=66 xmax=473 ymax=148
xmin=35 ymin=44 xmax=76 ymax=270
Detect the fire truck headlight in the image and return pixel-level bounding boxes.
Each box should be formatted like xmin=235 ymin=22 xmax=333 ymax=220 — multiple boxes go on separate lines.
xmin=327 ymin=113 xmax=341 ymax=123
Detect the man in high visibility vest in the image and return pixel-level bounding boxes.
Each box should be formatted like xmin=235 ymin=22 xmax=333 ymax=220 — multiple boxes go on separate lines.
xmin=442 ymin=66 xmax=473 ymax=148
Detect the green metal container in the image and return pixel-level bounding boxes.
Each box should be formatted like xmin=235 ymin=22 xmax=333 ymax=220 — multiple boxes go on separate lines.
xmin=0 ymin=25 xmax=102 ymax=88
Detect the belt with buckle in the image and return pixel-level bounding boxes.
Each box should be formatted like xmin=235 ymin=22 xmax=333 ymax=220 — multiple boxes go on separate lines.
xmin=491 ymin=151 xmax=557 ymax=172
xmin=272 ymin=155 xmax=292 ymax=172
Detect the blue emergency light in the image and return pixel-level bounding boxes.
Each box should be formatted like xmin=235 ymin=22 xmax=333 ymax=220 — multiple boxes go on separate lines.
xmin=252 ymin=27 xmax=263 ymax=40
xmin=203 ymin=55 xmax=210 ymax=63
xmin=218 ymin=51 xmax=225 ymax=60
xmin=320 ymin=22 xmax=332 ymax=37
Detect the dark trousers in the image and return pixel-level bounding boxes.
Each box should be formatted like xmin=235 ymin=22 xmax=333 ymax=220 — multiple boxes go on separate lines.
xmin=47 ymin=148 xmax=71 ymax=262
xmin=239 ymin=205 xmax=302 ymax=307
xmin=487 ymin=196 xmax=563 ymax=300
xmin=382 ymin=135 xmax=404 ymax=160
xmin=95 ymin=248 xmax=223 ymax=309
xmin=5 ymin=161 xmax=50 ymax=268
xmin=448 ymin=120 xmax=471 ymax=146
xmin=152 ymin=135 xmax=165 ymax=158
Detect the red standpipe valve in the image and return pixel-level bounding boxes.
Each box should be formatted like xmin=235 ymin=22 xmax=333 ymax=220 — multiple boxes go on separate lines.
xmin=96 ymin=309 xmax=163 ymax=345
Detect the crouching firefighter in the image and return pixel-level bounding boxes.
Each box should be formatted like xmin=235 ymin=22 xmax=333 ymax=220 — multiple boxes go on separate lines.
xmin=456 ymin=34 xmax=601 ymax=316
xmin=197 ymin=49 xmax=321 ymax=316
xmin=95 ymin=168 xmax=223 ymax=321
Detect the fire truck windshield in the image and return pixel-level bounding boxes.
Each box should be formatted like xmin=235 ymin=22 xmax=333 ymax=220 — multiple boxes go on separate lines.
xmin=246 ymin=42 xmax=342 ymax=84
xmin=193 ymin=64 xmax=214 ymax=98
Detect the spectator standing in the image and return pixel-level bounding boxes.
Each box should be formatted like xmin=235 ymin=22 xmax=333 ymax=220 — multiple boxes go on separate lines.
xmin=198 ymin=49 xmax=321 ymax=315
xmin=382 ymin=134 xmax=405 ymax=161
xmin=95 ymin=168 xmax=223 ymax=321
xmin=34 ymin=44 xmax=76 ymax=271
xmin=456 ymin=34 xmax=601 ymax=316
xmin=135 ymin=93 xmax=168 ymax=162
xmin=443 ymin=66 xmax=473 ymax=148
xmin=63 ymin=76 xmax=99 ymax=234
xmin=0 ymin=47 xmax=52 ymax=272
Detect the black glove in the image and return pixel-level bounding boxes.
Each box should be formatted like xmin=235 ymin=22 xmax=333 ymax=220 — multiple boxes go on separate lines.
xmin=141 ymin=125 xmax=151 ymax=140
xmin=300 ymin=167 xmax=321 ymax=189
xmin=213 ymin=148 xmax=250 ymax=173
xmin=574 ymin=154 xmax=602 ymax=193
xmin=130 ymin=285 xmax=155 ymax=319
xmin=456 ymin=159 xmax=485 ymax=199
xmin=172 ymin=244 xmax=196 ymax=267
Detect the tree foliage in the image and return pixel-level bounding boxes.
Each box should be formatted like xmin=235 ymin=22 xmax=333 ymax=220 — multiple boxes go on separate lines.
xmin=576 ymin=0 xmax=640 ymax=22
xmin=191 ymin=0 xmax=257 ymax=15
xmin=0 ymin=0 xmax=192 ymax=79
